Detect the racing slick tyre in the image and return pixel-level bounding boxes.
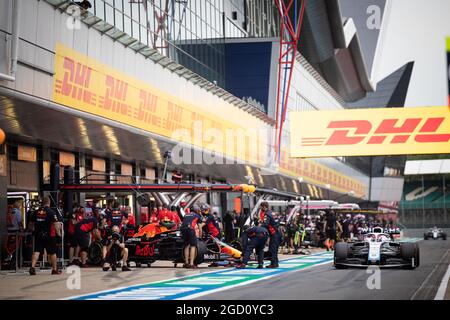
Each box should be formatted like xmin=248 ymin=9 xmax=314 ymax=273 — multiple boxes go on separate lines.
xmin=230 ymin=239 xmax=243 ymax=252
xmin=442 ymin=233 xmax=447 ymax=240
xmin=88 ymin=241 xmax=103 ymax=265
xmin=334 ymin=242 xmax=349 ymax=269
xmin=414 ymin=243 xmax=420 ymax=267
xmin=423 ymin=234 xmax=428 ymax=240
xmin=194 ymin=240 xmax=207 ymax=265
xmin=183 ymin=240 xmax=208 ymax=266
xmin=400 ymin=242 xmax=417 ymax=269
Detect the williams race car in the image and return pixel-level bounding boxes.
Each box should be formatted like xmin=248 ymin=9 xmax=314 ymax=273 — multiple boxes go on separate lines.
xmin=423 ymin=227 xmax=447 ymax=240
xmin=334 ymin=227 xmax=420 ymax=269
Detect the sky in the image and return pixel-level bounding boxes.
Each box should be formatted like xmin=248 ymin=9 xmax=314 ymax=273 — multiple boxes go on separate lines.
xmin=376 ymin=0 xmax=450 ymax=107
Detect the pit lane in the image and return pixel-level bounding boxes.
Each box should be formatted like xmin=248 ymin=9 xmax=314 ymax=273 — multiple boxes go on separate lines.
xmin=199 ymin=238 xmax=450 ymax=300
xmin=0 ymin=237 xmax=448 ymax=300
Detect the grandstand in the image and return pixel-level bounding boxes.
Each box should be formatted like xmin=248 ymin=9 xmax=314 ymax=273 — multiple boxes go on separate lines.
xmin=400 ymin=177 xmax=450 ymax=228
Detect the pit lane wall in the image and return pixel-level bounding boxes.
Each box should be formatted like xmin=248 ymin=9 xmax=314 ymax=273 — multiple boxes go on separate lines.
xmin=0 ymin=0 xmax=368 ymax=198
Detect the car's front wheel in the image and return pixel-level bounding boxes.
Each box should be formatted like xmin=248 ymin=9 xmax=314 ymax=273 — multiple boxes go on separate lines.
xmin=400 ymin=242 xmax=417 ymax=269
xmin=334 ymin=242 xmax=349 ymax=269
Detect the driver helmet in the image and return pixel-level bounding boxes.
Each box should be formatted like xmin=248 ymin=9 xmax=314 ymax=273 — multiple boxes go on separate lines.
xmin=191 ymin=204 xmax=201 ymax=214
xmin=199 ymin=203 xmax=210 ymax=215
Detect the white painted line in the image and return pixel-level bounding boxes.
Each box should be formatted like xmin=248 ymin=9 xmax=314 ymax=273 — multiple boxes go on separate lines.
xmin=66 ymin=251 xmax=331 ymax=300
xmin=63 ymin=267 xmax=227 ymax=300
xmin=434 ymin=264 xmax=450 ymax=300
xmin=411 ymin=249 xmax=449 ymax=300
xmin=180 ymin=260 xmax=334 ymax=300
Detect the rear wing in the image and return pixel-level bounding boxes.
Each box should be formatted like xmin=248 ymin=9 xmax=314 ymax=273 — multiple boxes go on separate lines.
xmin=360 ymin=227 xmax=401 ymax=235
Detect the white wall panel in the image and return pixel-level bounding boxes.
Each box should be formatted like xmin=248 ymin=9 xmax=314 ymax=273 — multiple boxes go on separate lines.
xmin=57 ymin=9 xmax=74 ymax=49
xmin=18 ymin=40 xmax=36 ymax=65
xmin=32 ymin=70 xmax=52 ymax=100
xmin=111 ymin=41 xmax=124 ymax=74
xmin=20 ymin=0 xmax=38 ymax=43
xmin=52 ymin=4 xmax=62 ymax=52
xmin=14 ymin=64 xmax=34 ymax=93
xmin=34 ymin=48 xmax=53 ymax=75
xmin=36 ymin=0 xmax=55 ymax=50
xmin=100 ymin=35 xmax=114 ymax=67
xmin=0 ymin=33 xmax=8 ymax=75
xmin=0 ymin=0 xmax=11 ymax=33
xmin=87 ymin=29 xmax=102 ymax=61
xmin=73 ymin=21 xmax=89 ymax=55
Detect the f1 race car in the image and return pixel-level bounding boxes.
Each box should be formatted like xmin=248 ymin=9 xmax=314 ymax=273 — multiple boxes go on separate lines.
xmin=124 ymin=221 xmax=242 ymax=267
xmin=334 ymin=227 xmax=420 ymax=269
xmin=423 ymin=227 xmax=447 ymax=240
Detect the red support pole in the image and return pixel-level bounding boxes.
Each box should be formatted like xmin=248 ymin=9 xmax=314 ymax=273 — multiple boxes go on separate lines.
xmin=273 ymin=0 xmax=307 ymax=163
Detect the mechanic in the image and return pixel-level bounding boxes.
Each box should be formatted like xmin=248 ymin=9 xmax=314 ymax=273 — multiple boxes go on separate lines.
xmin=201 ymin=204 xmax=221 ymax=238
xmin=236 ymin=225 xmax=269 ymax=269
xmin=223 ymin=211 xmax=235 ymax=243
xmin=67 ymin=204 xmax=84 ymax=266
xmin=323 ymin=210 xmax=342 ymax=251
xmin=341 ymin=214 xmax=352 ymax=242
xmin=157 ymin=204 xmax=181 ymax=228
xmin=180 ymin=204 xmax=203 ymax=269
xmin=259 ymin=201 xmax=281 ymax=268
xmin=285 ymin=218 xmax=298 ymax=254
xmin=28 ymin=196 xmax=61 ymax=275
xmin=286 ymin=217 xmax=299 ymax=254
xmin=150 ymin=207 xmax=159 ymax=223
xmin=102 ymin=225 xmax=132 ymax=271
xmin=106 ymin=201 xmax=128 ymax=229
xmin=156 ymin=204 xmax=170 ymax=220
xmin=74 ymin=207 xmax=102 ymax=268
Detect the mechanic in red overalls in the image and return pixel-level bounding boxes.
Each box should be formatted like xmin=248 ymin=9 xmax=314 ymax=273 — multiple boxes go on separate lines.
xmin=149 ymin=207 xmax=159 ymax=223
xmin=201 ymin=204 xmax=221 ymax=238
xmin=157 ymin=204 xmax=181 ymax=228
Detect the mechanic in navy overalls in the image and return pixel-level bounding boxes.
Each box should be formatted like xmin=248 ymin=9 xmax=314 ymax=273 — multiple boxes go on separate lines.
xmin=259 ymin=201 xmax=281 ymax=268
xmin=180 ymin=204 xmax=203 ymax=269
xmin=236 ymin=225 xmax=269 ymax=269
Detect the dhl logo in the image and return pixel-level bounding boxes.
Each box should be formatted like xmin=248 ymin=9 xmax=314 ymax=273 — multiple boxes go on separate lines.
xmin=301 ymin=117 xmax=450 ymax=147
xmin=54 ymin=57 xmax=97 ymax=106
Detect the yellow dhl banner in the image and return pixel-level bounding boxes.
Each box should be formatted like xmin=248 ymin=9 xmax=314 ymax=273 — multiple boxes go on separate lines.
xmin=52 ymin=44 xmax=367 ymax=196
xmin=278 ymin=150 xmax=366 ymax=198
xmin=290 ymin=107 xmax=450 ymax=158
xmin=52 ymin=43 xmax=266 ymax=165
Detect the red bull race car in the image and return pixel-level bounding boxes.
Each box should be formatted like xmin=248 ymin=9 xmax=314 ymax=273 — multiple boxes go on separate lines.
xmin=124 ymin=221 xmax=242 ymax=267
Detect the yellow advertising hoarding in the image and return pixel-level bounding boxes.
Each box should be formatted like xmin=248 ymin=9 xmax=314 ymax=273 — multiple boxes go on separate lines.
xmin=52 ymin=43 xmax=266 ymax=165
xmin=278 ymin=150 xmax=366 ymax=197
xmin=52 ymin=43 xmax=367 ymax=197
xmin=290 ymin=107 xmax=450 ymax=158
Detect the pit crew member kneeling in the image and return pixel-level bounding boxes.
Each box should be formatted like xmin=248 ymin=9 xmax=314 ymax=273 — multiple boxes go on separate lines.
xmin=236 ymin=225 xmax=269 ymax=269
xmin=259 ymin=201 xmax=281 ymax=268
xmin=74 ymin=208 xmax=102 ymax=268
xmin=102 ymin=225 xmax=131 ymax=271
